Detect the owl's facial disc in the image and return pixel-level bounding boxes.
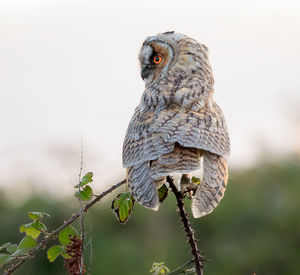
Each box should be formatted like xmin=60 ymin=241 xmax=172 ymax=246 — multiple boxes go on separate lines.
xmin=139 ymin=40 xmax=174 ymax=86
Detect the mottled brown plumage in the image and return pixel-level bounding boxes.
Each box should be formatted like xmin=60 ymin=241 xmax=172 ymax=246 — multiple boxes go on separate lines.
xmin=123 ymin=32 xmax=230 ymax=218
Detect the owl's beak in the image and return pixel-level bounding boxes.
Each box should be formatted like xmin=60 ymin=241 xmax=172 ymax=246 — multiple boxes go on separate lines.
xmin=141 ymin=64 xmax=152 ymax=80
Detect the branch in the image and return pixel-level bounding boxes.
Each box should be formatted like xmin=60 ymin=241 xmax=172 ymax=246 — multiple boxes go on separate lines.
xmin=79 ymin=208 xmax=85 ymax=275
xmin=168 ymin=259 xmax=194 ymax=275
xmin=167 ymin=176 xmax=204 ymax=275
xmin=4 ymin=179 xmax=126 ymax=275
xmin=78 ymin=141 xmax=85 ymax=275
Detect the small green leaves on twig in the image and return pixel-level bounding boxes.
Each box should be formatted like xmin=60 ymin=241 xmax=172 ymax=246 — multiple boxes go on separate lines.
xmin=74 ymin=172 xmax=94 ymax=201
xmin=0 ymin=211 xmax=50 ymax=268
xmin=20 ymin=223 xmax=41 ymax=239
xmin=59 ymin=226 xmax=78 ymax=246
xmin=47 ymin=245 xmax=66 ymax=262
xmin=158 ymin=184 xmax=168 ymax=203
xmin=75 ymin=172 xmax=93 ymax=188
xmin=5 ymin=244 xmax=17 ymax=255
xmin=18 ymin=236 xmax=37 ymax=253
xmin=75 ymin=186 xmax=93 ymax=201
xmin=19 ymin=211 xmax=49 ymax=240
xmin=28 ymin=211 xmax=50 ymax=220
xmin=111 ymin=192 xmax=135 ymax=224
xmin=0 ymin=243 xmax=17 ymax=267
xmin=2 ymin=180 xmax=126 ymax=275
xmin=149 ymin=262 xmax=170 ymax=274
xmin=47 ymin=225 xmax=79 ymax=263
xmin=0 ymin=243 xmax=17 ymax=254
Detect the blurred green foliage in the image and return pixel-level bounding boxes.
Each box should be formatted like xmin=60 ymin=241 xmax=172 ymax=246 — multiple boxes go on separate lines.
xmin=0 ymin=158 xmax=299 ymax=275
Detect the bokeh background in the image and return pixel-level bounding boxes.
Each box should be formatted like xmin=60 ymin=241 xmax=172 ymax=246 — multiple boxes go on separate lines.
xmin=0 ymin=0 xmax=299 ymax=274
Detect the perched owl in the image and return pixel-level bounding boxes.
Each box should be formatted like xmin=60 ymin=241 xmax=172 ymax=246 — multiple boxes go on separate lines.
xmin=122 ymin=32 xmax=230 ymax=218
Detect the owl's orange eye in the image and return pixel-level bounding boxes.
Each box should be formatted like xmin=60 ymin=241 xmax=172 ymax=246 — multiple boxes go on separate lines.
xmin=153 ymin=55 xmax=162 ymax=64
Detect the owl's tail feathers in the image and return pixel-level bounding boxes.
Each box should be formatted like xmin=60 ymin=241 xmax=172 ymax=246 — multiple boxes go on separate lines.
xmin=192 ymin=151 xmax=228 ymax=218
xmin=127 ymin=162 xmax=159 ymax=211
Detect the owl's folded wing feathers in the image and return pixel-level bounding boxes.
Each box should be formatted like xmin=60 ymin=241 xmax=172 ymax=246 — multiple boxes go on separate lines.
xmin=122 ymin=102 xmax=230 ymax=168
xmin=122 ymin=107 xmax=175 ymax=167
xmin=155 ymin=102 xmax=230 ymax=158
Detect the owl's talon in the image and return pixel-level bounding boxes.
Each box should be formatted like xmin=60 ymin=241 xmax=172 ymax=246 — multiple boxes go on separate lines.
xmin=180 ymin=173 xmax=198 ymax=199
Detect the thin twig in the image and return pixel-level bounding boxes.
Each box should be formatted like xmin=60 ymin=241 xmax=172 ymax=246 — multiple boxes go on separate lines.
xmin=78 ymin=140 xmax=85 ymax=275
xmin=168 ymin=259 xmax=194 ymax=275
xmin=78 ymin=136 xmax=83 ymax=184
xmin=167 ymin=176 xmax=204 ymax=275
xmin=79 ymin=209 xmax=85 ymax=275
xmin=4 ymin=179 xmax=126 ymax=275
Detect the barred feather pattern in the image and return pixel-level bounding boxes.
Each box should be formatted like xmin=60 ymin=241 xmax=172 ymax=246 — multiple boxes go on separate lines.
xmin=123 ymin=103 xmax=229 ymax=167
xmin=151 ymin=143 xmax=202 ymax=179
xmin=192 ymin=151 xmax=228 ymax=218
xmin=127 ymin=162 xmax=159 ymax=210
xmin=123 ymin=32 xmax=230 ymax=216
xmin=126 ymin=143 xmax=202 ymax=210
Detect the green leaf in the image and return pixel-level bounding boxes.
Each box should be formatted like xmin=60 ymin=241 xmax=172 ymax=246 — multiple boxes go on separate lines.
xmin=18 ymin=236 xmax=37 ymax=253
xmin=0 ymin=243 xmax=18 ymax=254
xmin=111 ymin=192 xmax=135 ymax=224
xmin=158 ymin=184 xmax=168 ymax=203
xmin=0 ymin=253 xmax=13 ymax=268
xmin=75 ymin=172 xmax=93 ymax=188
xmin=47 ymin=245 xmax=64 ymax=262
xmin=0 ymin=243 xmax=12 ymax=252
xmin=59 ymin=226 xmax=78 ymax=246
xmin=28 ymin=211 xmax=50 ymax=220
xmin=75 ymin=185 xmax=93 ymax=201
xmin=20 ymin=223 xmax=41 ymax=239
xmin=6 ymin=244 xmax=18 ymax=254
xmin=191 ymin=176 xmax=201 ymax=184
xmin=31 ymin=221 xmax=47 ymax=232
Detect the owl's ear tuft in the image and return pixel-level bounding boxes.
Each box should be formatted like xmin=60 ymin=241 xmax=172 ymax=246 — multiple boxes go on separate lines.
xmin=201 ymin=43 xmax=209 ymax=53
xmin=163 ymin=31 xmax=175 ymax=35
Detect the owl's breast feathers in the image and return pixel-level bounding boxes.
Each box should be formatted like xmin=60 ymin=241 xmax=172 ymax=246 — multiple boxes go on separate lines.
xmin=122 ymin=86 xmax=230 ymax=168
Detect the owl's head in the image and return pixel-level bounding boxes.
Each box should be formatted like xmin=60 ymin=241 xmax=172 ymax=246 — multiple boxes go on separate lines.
xmin=139 ymin=31 xmax=213 ymax=87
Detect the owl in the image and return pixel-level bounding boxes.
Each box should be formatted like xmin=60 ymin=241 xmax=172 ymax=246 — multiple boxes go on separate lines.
xmin=122 ymin=32 xmax=230 ymax=218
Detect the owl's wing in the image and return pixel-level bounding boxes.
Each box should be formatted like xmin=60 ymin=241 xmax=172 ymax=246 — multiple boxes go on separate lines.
xmin=123 ymin=107 xmax=174 ymax=211
xmin=127 ymin=162 xmax=159 ymax=210
xmin=123 ymin=101 xmax=229 ymax=214
xmin=123 ymin=102 xmax=229 ymax=167
xmin=150 ymin=102 xmax=230 ymax=159
xmin=122 ymin=107 xmax=175 ymax=167
xmin=192 ymin=151 xmax=228 ymax=218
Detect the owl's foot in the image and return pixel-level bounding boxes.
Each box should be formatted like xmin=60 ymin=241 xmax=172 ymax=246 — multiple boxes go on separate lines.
xmin=180 ymin=174 xmax=198 ymax=199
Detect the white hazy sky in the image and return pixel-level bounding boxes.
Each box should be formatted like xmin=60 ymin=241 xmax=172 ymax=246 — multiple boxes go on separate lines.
xmin=0 ymin=0 xmax=299 ymax=195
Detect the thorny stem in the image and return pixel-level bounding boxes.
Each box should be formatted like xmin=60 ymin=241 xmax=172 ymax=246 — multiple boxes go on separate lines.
xmin=167 ymin=176 xmax=204 ymax=275
xmin=4 ymin=179 xmax=126 ymax=275
xmin=4 ymin=176 xmax=204 ymax=275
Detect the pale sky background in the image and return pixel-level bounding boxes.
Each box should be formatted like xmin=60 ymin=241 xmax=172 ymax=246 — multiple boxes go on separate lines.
xmin=0 ymin=0 xmax=299 ymax=196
